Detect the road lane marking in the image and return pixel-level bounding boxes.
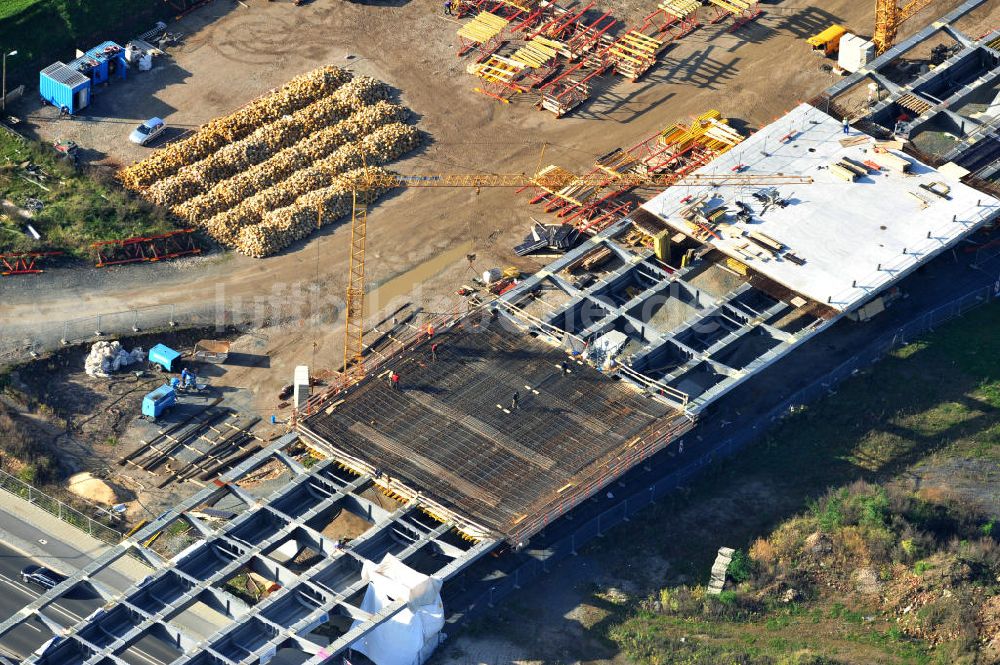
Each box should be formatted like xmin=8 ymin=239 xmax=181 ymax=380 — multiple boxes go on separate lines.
xmin=0 ymin=574 xmax=168 ymax=664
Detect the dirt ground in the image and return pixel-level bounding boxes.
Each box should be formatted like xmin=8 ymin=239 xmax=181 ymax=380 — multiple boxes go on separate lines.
xmin=3 ymin=0 xmax=920 ymax=409
xmin=0 ymin=326 xmax=273 ymax=519
xmin=0 ymin=2 xmax=995 ymax=661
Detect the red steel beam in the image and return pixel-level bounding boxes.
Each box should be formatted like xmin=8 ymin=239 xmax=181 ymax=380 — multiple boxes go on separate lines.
xmin=92 ymin=228 xmax=201 ymax=268
xmin=0 ymin=251 xmax=63 ymax=276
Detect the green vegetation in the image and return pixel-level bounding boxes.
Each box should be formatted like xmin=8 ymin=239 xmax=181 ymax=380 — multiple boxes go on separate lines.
xmin=0 ymin=0 xmax=170 ymax=90
xmin=0 ymin=400 xmax=56 ymax=483
xmin=0 ymin=128 xmax=175 ymax=256
xmin=593 ymin=304 xmax=1000 ymax=665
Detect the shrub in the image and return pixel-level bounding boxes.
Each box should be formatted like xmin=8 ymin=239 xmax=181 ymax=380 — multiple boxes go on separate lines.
xmin=857 ymin=488 xmax=890 ymax=529
xmin=810 ymin=489 xmax=847 ymax=532
xmin=728 ymin=549 xmax=755 ymax=583
xmin=750 ymin=537 xmax=777 ymax=565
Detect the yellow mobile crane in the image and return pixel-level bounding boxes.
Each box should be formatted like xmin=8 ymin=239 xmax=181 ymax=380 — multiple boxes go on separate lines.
xmin=873 ymin=0 xmax=935 ymax=54
xmin=339 ymin=168 xmax=815 ymax=378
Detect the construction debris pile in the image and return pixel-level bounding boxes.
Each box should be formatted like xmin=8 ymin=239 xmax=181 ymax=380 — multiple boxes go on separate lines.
xmin=85 ymin=341 xmax=146 ymax=378
xmin=514 ymin=221 xmax=579 ymax=255
xmin=119 ymin=66 xmax=422 ymax=257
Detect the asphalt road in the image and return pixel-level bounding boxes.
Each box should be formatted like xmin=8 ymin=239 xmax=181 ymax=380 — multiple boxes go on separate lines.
xmin=0 ymin=541 xmax=102 ymax=660
xmin=0 ymin=543 xmax=178 ymax=665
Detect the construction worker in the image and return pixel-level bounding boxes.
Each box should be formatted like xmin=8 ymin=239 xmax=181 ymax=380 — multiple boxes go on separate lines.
xmin=842 ymin=117 xmax=850 ymax=134
xmin=180 ymin=367 xmax=193 ymax=390
xmin=561 ymin=360 xmax=570 ymax=376
xmin=510 ymin=390 xmax=519 ymax=410
xmin=444 ymin=0 xmax=452 ymax=15
xmin=390 ymin=371 xmax=400 ymax=390
xmin=431 ymin=342 xmax=439 ymax=362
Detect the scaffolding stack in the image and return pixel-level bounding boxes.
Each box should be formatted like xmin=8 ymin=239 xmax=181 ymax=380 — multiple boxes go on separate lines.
xmin=644 ymin=0 xmax=701 ymax=39
xmin=705 ymin=0 xmax=761 ymax=30
xmin=457 ymin=11 xmax=510 ymax=57
xmin=456 ymin=0 xmax=706 ymax=115
xmin=524 ymin=110 xmax=744 ymax=232
xmin=607 ymin=29 xmax=666 ymax=81
xmin=456 ymin=0 xmax=756 ymax=114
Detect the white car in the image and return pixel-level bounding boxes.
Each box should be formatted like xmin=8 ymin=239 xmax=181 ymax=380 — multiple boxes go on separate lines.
xmin=129 ymin=117 xmax=166 ymax=146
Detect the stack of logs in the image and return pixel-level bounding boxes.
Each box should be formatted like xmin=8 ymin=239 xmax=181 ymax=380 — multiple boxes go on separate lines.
xmin=118 ymin=66 xmax=423 ymax=257
xmin=119 ymin=66 xmax=352 ymax=190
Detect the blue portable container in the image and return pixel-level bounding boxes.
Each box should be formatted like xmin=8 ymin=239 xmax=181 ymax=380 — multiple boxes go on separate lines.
xmin=77 ymin=41 xmax=127 ymax=86
xmin=39 ymin=63 xmax=90 ymax=113
xmin=38 ymin=41 xmax=127 ymax=115
xmin=142 ymin=385 xmax=176 ymax=420
xmin=148 ymin=344 xmax=181 ymax=372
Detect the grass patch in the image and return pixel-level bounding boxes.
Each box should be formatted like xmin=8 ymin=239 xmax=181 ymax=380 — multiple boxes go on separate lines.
xmin=595 ymin=304 xmax=1000 ymax=665
xmin=0 ymin=0 xmax=170 ymax=90
xmin=0 ymin=128 xmax=175 ymax=256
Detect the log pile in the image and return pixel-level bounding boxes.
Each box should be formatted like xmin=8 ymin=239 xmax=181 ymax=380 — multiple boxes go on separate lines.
xmin=118 ymin=66 xmax=423 ymax=257
xmin=142 ymin=77 xmax=392 ymax=208
xmin=199 ymin=123 xmax=421 ymax=250
xmin=237 ymin=168 xmax=394 ymax=258
xmin=173 ymin=100 xmax=407 ymax=221
xmin=119 ymin=66 xmax=352 ymax=190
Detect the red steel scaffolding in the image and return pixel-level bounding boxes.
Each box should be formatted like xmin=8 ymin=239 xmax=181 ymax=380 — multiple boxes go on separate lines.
xmin=0 ymin=251 xmax=62 ymax=276
xmin=92 ymin=228 xmax=201 ymax=268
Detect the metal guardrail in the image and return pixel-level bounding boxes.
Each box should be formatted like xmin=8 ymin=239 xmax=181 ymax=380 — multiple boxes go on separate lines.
xmin=0 ymin=468 xmax=123 ymax=545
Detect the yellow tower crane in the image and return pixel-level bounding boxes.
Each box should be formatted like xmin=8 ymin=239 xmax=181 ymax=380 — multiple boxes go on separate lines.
xmin=873 ymin=0 xmax=935 ymax=54
xmin=337 ymin=168 xmax=814 ymax=379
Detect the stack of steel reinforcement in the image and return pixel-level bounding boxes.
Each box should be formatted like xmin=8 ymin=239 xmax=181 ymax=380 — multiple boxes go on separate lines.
xmin=119 ymin=66 xmax=422 ymax=257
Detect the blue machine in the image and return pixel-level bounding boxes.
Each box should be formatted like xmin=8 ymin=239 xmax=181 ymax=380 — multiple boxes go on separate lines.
xmin=148 ymin=344 xmax=181 ymax=372
xmin=142 ymin=385 xmax=176 ymax=420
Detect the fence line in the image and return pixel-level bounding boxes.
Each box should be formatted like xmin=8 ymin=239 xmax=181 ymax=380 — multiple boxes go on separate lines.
xmin=454 ymin=283 xmax=997 ymax=622
xmin=0 ymin=468 xmax=123 ymax=545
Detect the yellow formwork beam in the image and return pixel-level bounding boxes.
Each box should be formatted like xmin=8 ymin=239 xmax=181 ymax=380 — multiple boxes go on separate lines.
xmin=658 ymin=0 xmax=700 ymax=18
xmin=457 ymin=12 xmax=509 ymax=44
xmin=511 ymin=39 xmax=559 ymax=68
xmin=472 ymin=54 xmax=524 ymax=80
xmin=707 ymin=0 xmax=750 ymax=16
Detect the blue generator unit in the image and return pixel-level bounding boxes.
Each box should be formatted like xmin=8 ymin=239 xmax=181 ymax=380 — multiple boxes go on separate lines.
xmin=142 ymin=385 xmax=176 ymax=420
xmin=148 ymin=344 xmax=181 ymax=372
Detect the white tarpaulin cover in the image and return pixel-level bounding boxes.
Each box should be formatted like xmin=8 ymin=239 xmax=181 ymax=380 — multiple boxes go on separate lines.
xmin=349 ymin=554 xmax=444 ymax=665
xmin=84 ymin=341 xmax=145 ymax=378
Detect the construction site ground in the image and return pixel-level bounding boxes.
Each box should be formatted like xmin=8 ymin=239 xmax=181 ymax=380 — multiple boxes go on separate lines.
xmin=0 ymin=326 xmax=276 ymax=522
xmin=10 ymin=0 xmax=998 ymax=417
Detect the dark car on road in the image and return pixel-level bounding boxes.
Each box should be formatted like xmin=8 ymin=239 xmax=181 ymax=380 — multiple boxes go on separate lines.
xmin=20 ymin=565 xmax=65 ymax=590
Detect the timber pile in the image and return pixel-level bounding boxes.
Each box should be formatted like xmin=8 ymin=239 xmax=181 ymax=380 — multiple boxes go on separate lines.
xmin=173 ymin=101 xmax=407 ymax=221
xmin=118 ymin=66 xmax=423 ymax=257
xmin=143 ymin=77 xmax=392 ymax=208
xmin=198 ymin=123 xmax=420 ymax=250
xmin=238 ymin=167 xmax=393 ymax=258
xmin=119 ymin=66 xmax=352 ymax=189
